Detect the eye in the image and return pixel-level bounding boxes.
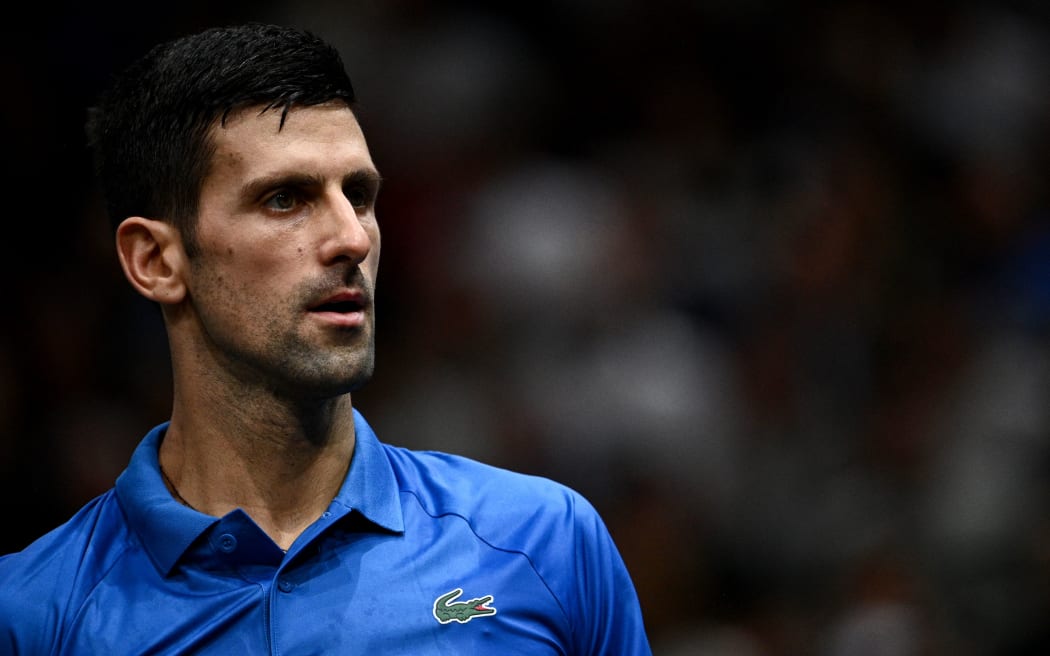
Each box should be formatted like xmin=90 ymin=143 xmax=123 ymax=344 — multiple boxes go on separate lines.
xmin=264 ymin=190 xmax=300 ymax=212
xmin=345 ymin=186 xmax=370 ymax=209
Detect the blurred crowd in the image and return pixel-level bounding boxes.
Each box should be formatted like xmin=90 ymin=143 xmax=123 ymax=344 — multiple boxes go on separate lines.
xmin=4 ymin=1 xmax=1050 ymax=653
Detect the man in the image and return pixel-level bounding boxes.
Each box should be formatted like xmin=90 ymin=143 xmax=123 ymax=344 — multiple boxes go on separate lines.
xmin=0 ymin=22 xmax=651 ymax=655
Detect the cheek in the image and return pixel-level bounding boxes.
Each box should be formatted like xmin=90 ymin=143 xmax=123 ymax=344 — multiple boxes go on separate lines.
xmin=193 ymin=243 xmax=290 ymax=300
xmin=365 ymin=244 xmax=381 ymax=285
xmin=372 ymin=227 xmax=382 ymax=257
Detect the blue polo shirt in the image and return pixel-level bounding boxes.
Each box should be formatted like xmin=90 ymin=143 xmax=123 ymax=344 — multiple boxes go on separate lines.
xmin=0 ymin=410 xmax=651 ymax=654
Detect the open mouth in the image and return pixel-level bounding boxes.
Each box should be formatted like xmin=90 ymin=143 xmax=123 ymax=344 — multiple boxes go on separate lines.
xmin=307 ymin=291 xmax=369 ymax=327
xmin=311 ymin=299 xmax=364 ymax=313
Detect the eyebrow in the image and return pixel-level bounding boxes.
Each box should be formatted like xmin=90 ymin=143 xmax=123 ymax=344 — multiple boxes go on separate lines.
xmin=345 ymin=169 xmax=384 ymax=194
xmin=241 ymin=168 xmax=383 ymax=200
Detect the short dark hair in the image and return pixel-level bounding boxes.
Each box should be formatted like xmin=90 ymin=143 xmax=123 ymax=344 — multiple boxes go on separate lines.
xmin=86 ymin=23 xmax=356 ymax=254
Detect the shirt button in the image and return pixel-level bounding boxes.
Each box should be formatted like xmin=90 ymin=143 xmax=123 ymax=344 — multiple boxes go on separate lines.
xmin=218 ymin=533 xmax=238 ymax=553
xmin=322 ymin=511 xmax=331 ymax=518
xmin=277 ymin=579 xmax=295 ymax=593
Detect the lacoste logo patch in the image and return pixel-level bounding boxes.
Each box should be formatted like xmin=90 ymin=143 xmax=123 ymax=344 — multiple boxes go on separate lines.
xmin=432 ymin=587 xmax=497 ymax=624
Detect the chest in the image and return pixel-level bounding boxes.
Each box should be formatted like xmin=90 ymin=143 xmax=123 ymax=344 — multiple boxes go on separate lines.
xmin=61 ymin=516 xmax=573 ymax=655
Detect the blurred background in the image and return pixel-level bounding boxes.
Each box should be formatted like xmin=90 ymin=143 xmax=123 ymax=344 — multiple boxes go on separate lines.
xmin=4 ymin=0 xmax=1050 ymax=653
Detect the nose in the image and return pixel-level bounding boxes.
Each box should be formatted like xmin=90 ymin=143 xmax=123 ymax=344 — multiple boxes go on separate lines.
xmin=318 ymin=190 xmax=374 ymax=265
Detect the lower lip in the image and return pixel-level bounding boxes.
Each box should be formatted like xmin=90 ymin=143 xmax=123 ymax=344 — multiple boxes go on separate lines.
xmin=310 ymin=310 xmax=367 ymax=328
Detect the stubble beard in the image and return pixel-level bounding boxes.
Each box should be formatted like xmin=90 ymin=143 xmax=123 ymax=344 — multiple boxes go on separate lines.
xmin=195 ymin=267 xmax=378 ymax=404
xmin=274 ymin=323 xmax=376 ymax=398
xmin=267 ymin=276 xmax=377 ymax=400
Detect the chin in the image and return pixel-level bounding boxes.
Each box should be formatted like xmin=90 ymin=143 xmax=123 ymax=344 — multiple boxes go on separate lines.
xmin=323 ymin=356 xmax=376 ymax=395
xmin=277 ymin=351 xmax=375 ymax=400
xmin=341 ymin=368 xmax=375 ymax=394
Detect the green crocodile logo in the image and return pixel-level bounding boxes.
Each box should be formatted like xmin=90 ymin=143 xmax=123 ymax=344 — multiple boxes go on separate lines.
xmin=432 ymin=587 xmax=497 ymax=624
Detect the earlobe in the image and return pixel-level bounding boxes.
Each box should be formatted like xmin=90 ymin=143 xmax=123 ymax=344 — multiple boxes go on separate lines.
xmin=115 ymin=217 xmax=188 ymax=304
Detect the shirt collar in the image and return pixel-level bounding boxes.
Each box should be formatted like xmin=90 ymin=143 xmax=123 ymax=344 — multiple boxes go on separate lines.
xmin=115 ymin=423 xmax=217 ymax=576
xmin=115 ymin=408 xmax=404 ymax=576
xmin=331 ymin=408 xmax=404 ymax=534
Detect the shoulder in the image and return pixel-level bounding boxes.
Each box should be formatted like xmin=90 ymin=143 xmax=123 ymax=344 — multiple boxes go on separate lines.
xmin=383 ymin=444 xmax=597 ymax=528
xmin=0 ymin=491 xmax=134 ymax=653
xmin=381 ymin=444 xmax=613 ymax=575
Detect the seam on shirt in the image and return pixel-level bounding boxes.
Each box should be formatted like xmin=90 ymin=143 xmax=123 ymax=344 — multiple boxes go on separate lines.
xmin=60 ymin=532 xmax=137 ymax=655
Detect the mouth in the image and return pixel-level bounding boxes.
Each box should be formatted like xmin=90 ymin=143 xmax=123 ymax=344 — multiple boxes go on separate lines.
xmin=312 ymin=298 xmax=364 ymax=313
xmin=308 ymin=291 xmax=369 ymax=326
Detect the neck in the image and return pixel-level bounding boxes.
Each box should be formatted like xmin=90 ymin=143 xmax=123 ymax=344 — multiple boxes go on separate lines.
xmin=160 ymin=385 xmax=357 ymax=551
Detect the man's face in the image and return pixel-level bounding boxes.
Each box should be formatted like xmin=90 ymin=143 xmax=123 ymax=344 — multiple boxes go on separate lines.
xmin=185 ymin=103 xmax=381 ymax=399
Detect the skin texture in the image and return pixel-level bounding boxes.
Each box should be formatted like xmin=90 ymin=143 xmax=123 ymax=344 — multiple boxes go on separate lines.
xmin=115 ymin=103 xmax=382 ymax=549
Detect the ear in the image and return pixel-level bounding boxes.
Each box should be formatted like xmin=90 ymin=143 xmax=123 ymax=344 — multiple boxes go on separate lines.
xmin=115 ymin=217 xmax=188 ymax=305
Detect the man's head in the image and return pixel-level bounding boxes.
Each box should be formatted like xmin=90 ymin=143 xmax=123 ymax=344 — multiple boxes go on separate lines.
xmin=93 ymin=24 xmax=382 ymax=400
xmin=86 ymin=23 xmax=356 ymax=255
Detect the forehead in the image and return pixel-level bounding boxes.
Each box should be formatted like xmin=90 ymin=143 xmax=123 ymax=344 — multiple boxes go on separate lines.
xmin=206 ymin=103 xmax=374 ymax=179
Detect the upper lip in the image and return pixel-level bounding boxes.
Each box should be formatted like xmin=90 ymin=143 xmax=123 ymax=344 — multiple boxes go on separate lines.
xmin=308 ymin=289 xmax=368 ymax=312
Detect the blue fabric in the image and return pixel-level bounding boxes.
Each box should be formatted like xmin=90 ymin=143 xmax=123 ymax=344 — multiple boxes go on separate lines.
xmin=0 ymin=410 xmax=651 ymax=654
